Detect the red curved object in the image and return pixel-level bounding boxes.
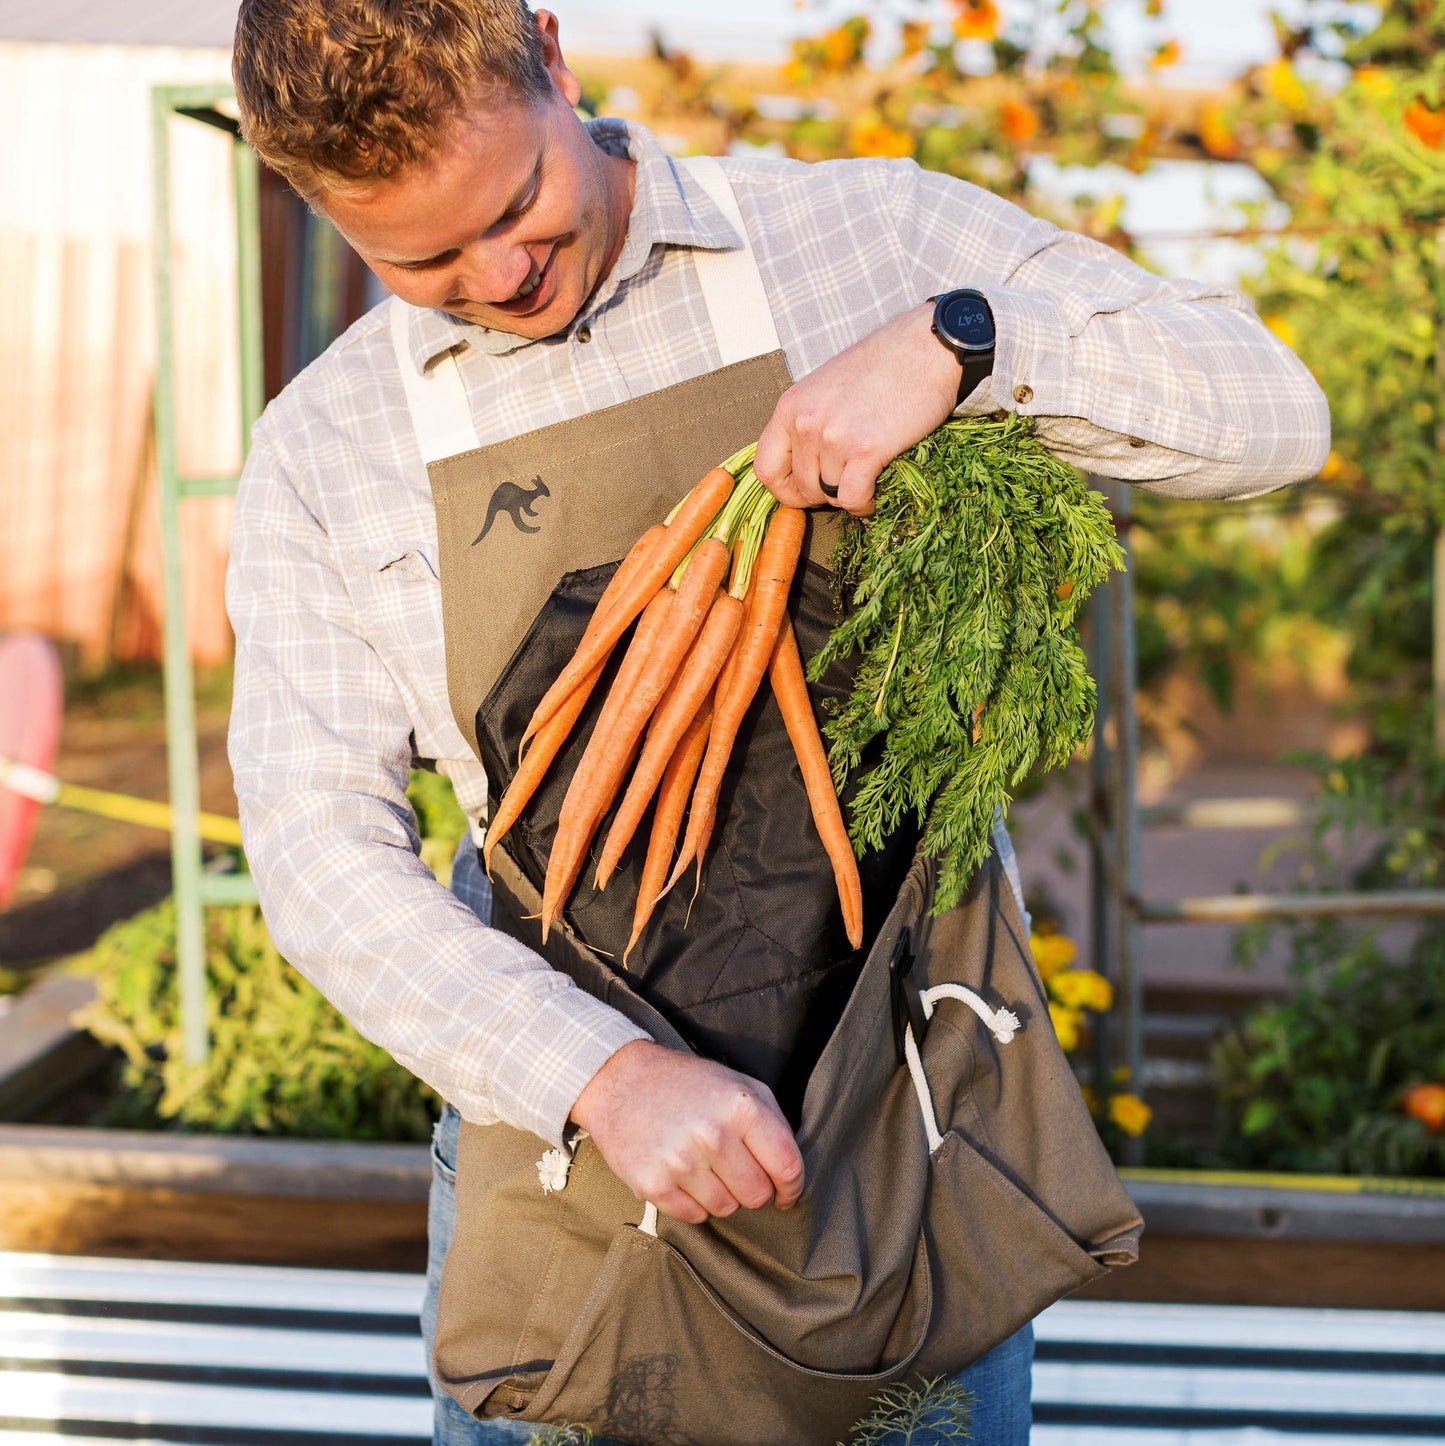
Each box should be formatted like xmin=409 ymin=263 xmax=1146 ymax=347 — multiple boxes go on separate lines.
xmin=0 ymin=633 xmax=63 ymax=906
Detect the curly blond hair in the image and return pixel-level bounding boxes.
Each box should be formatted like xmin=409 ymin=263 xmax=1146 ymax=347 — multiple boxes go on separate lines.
xmin=233 ymin=0 xmax=551 ymax=196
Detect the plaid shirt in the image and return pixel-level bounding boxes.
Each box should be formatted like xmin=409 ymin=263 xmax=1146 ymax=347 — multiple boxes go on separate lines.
xmin=228 ymin=119 xmax=1328 ymax=1147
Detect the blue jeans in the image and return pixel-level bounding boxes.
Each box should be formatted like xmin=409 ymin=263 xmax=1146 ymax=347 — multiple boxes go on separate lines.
xmin=426 ymin=843 xmax=1034 ymax=1444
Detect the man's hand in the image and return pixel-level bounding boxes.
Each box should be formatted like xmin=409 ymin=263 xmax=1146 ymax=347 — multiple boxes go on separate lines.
xmin=569 ymin=1039 xmax=804 ymax=1225
xmin=752 ymin=301 xmax=965 ymax=517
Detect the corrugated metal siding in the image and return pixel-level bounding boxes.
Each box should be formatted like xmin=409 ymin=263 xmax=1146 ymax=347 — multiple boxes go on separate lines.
xmin=0 ymin=41 xmax=239 ymax=664
xmin=0 ymin=2 xmax=240 ymax=50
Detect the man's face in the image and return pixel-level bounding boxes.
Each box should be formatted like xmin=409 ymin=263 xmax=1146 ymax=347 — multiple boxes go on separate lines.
xmin=319 ymin=15 xmax=634 ymax=340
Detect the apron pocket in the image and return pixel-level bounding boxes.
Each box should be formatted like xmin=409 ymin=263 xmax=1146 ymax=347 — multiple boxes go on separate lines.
xmin=505 ymin=1224 xmax=935 ymax=1446
xmin=919 ymin=1128 xmax=1108 ymax=1378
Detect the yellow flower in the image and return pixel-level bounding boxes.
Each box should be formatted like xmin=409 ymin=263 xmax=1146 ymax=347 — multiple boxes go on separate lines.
xmin=1262 ymin=58 xmax=1307 ymax=112
xmin=1108 ymin=1092 xmax=1153 ymax=1136
xmin=1354 ymin=66 xmax=1391 ymax=103
xmin=1050 ymin=968 xmax=1114 ymax=1013
xmin=1029 ymin=930 xmax=1077 ymax=979
xmin=1264 ymin=314 xmax=1296 ymax=349
xmin=1048 ymin=1001 xmax=1083 ymax=1052
xmin=900 ymin=20 xmax=930 ymax=58
xmin=1149 ymin=38 xmax=1181 ymax=70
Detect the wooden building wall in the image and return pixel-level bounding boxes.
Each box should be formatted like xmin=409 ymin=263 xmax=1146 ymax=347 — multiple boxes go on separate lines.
xmin=1 ymin=41 xmax=246 ymax=667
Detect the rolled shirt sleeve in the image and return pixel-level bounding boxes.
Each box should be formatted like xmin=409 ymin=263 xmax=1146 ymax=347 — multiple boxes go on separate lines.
xmin=226 ymin=419 xmax=647 ymax=1148
xmin=895 ymin=164 xmax=1330 ymax=498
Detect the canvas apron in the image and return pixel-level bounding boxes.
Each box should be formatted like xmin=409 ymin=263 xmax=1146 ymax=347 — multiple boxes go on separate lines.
xmin=399 ymin=157 xmax=1143 ymax=1446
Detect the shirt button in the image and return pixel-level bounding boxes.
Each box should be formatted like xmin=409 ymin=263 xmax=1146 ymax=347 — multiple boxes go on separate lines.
xmin=1013 ymin=384 xmax=1033 ymax=405
xmin=576 ymin=325 xmax=592 ymax=344
xmin=1128 ymin=435 xmax=1146 ymax=448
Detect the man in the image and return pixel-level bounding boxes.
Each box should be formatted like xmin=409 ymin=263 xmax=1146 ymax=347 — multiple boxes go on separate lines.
xmin=227 ymin=4 xmax=1329 ymax=1442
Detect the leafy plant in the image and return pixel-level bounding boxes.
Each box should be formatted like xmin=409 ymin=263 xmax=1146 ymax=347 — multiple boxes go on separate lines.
xmin=816 ymin=414 xmax=1123 ymax=912
xmin=1215 ymin=919 xmax=1445 ymax=1176
xmin=75 ymin=898 xmax=439 ymax=1139
xmin=72 ymin=769 xmax=465 ymax=1139
xmin=843 ymin=1376 xmax=973 ymax=1445
xmin=520 ymin=1377 xmax=972 ymax=1446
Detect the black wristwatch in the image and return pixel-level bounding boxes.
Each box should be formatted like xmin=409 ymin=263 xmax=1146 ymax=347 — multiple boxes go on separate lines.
xmin=930 ymin=289 xmax=996 ymax=406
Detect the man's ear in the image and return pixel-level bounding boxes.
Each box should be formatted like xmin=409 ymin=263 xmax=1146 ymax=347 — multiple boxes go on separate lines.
xmin=534 ymin=9 xmax=582 ymax=109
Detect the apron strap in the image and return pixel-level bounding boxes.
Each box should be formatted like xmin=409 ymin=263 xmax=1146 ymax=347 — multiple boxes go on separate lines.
xmin=389 ymin=295 xmax=484 ymax=464
xmin=677 ymin=155 xmax=783 ymax=366
xmin=390 ymin=156 xmax=781 ymax=463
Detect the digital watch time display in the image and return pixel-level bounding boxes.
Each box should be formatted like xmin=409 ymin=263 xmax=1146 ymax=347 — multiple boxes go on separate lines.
xmin=930 ymin=289 xmax=996 ymax=407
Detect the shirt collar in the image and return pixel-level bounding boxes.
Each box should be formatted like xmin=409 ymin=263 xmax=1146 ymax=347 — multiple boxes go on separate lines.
xmin=401 ymin=118 xmax=743 ymax=372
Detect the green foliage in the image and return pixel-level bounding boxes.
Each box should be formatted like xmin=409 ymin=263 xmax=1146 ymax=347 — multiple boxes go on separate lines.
xmin=1215 ymin=919 xmax=1445 ymax=1176
xmin=408 ymin=767 xmax=470 ymax=886
xmin=75 ymin=899 xmax=438 ymax=1139
xmin=1245 ymin=2 xmax=1445 ymax=758
xmin=520 ymin=1377 xmax=973 ymax=1446
xmin=843 ymin=1376 xmax=973 ymax=1445
xmin=814 ymin=413 xmax=1122 ymax=912
xmin=71 ymin=767 xmax=468 ymax=1140
xmin=524 ymin=1427 xmax=593 ymax=1446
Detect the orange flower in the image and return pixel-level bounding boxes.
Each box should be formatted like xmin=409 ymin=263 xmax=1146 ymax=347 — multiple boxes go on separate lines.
xmin=952 ymin=0 xmax=1000 ymax=42
xmin=1405 ymin=98 xmax=1445 ymax=149
xmin=1402 ymin=1082 xmax=1445 ymax=1132
xmin=1149 ymin=38 xmax=1181 ymax=70
xmin=999 ymin=96 xmax=1040 ymax=144
xmin=847 ymin=115 xmax=916 ymax=159
xmin=1198 ymin=103 xmax=1240 ymax=160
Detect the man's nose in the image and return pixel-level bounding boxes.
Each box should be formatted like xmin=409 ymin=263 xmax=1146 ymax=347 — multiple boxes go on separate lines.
xmin=457 ymin=242 xmax=535 ymax=305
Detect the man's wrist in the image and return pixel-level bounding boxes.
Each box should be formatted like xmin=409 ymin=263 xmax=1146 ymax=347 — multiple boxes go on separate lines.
xmin=929 ymin=289 xmax=996 ymax=407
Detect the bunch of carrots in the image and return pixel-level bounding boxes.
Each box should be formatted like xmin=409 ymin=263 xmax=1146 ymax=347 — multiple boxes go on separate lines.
xmin=482 ymin=445 xmax=863 ymax=965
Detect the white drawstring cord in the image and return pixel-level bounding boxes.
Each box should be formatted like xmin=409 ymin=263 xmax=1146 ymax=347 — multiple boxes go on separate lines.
xmin=921 ymin=983 xmax=1021 ymax=1042
xmin=905 ymin=983 xmax=1022 ymax=1154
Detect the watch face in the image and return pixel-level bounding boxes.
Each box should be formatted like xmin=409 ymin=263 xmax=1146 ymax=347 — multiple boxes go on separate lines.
xmin=941 ymin=293 xmax=994 ymax=348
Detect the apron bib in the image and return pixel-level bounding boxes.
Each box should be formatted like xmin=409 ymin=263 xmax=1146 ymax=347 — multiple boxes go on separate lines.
xmin=401 ymin=157 xmax=1142 ymax=1444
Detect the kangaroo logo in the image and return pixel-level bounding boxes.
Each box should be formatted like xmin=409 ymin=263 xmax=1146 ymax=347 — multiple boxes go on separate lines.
xmin=473 ymin=475 xmax=550 ymax=544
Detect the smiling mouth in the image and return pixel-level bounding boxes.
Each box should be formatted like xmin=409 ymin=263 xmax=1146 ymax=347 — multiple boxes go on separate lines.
xmin=496 ymin=247 xmax=557 ymax=312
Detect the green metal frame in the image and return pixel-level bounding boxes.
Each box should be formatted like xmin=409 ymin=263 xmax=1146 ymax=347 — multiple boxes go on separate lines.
xmin=151 ymin=83 xmax=264 ymax=1063
xmin=1088 ymin=477 xmax=1445 ymax=1165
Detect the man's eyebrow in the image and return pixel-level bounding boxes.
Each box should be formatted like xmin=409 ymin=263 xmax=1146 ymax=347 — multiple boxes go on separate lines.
xmin=375 ymin=160 xmax=542 ymax=269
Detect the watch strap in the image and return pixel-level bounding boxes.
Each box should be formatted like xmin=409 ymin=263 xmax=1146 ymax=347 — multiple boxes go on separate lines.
xmin=929 ymin=290 xmax=995 ymax=407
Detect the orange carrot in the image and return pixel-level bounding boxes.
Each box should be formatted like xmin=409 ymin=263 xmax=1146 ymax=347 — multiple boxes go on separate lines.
xmin=541 ymin=588 xmax=674 ymax=939
xmin=594 ymin=589 xmax=745 ymax=890
xmin=770 ymin=615 xmax=864 ymax=948
xmin=666 ymin=507 xmax=807 ymax=893
xmin=540 ymin=536 xmax=731 ymax=937
xmin=521 ymin=468 xmax=736 ymax=746
xmin=486 ymin=526 xmax=667 ymax=871
xmin=624 ymin=698 xmax=714 ymax=967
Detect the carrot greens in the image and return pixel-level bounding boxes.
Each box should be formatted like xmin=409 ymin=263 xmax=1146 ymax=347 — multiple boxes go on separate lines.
xmin=811 ymin=412 xmax=1124 ymax=914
